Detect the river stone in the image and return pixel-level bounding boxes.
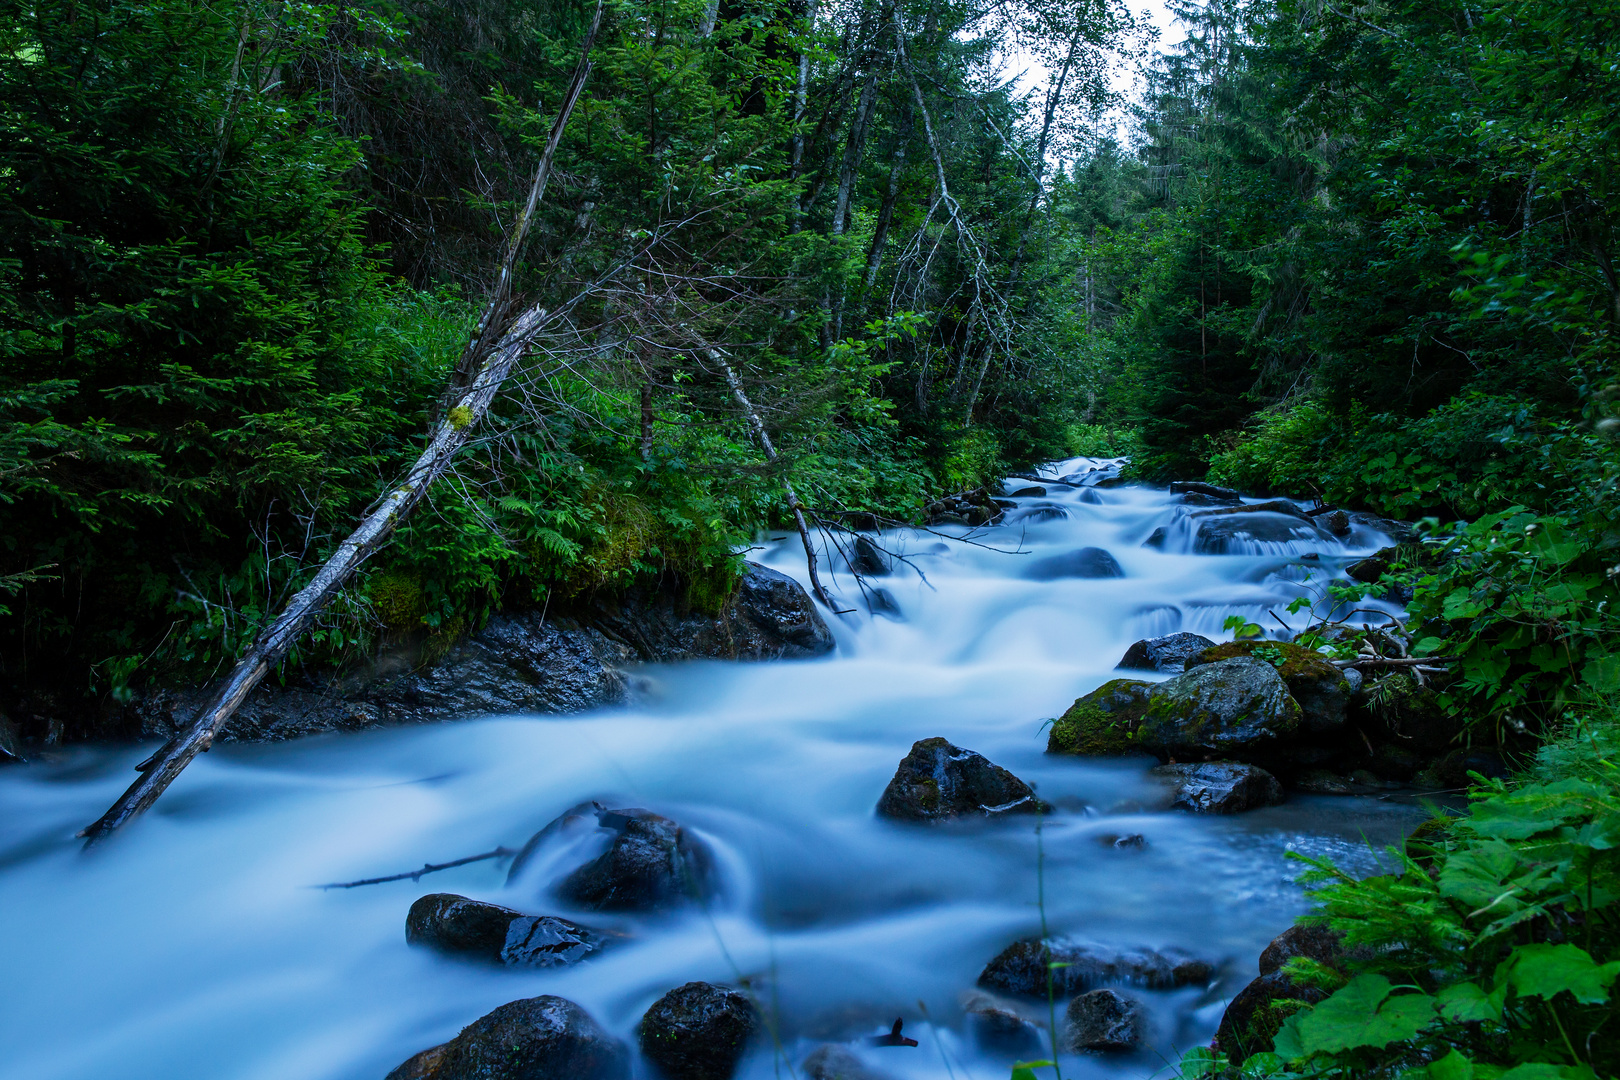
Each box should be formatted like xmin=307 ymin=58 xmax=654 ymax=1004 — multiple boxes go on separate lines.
xmin=639 ymin=982 xmax=759 ymax=1080
xmin=977 ymin=938 xmax=1213 ymax=998
xmin=1259 ymin=924 xmax=1346 ymax=976
xmin=546 ymin=806 xmax=714 ymax=912
xmin=384 ymin=995 xmax=629 ymax=1080
xmin=1064 ymin=989 xmax=1146 ymax=1052
xmin=876 ymin=737 xmax=1044 ymax=822
xmin=1152 ymin=762 xmax=1284 ymax=813
xmin=963 ymin=993 xmax=1044 ymax=1054
xmin=1214 ymin=972 xmax=1328 ymax=1066
xmin=1132 ymin=657 xmax=1302 ymax=761
xmin=1169 ymin=481 xmax=1241 ymax=501
xmin=1046 ymin=679 xmax=1156 ymax=756
xmin=1008 ymin=486 xmax=1048 ymax=497
xmin=803 ymin=1045 xmax=892 ymax=1080
xmin=1024 ymin=546 xmax=1124 ymax=580
xmin=1185 ymin=640 xmax=1350 ymax=733
xmin=847 ymin=537 xmax=892 ymax=577
xmin=406 ymin=894 xmax=617 ymax=968
xmin=1118 ymin=633 xmax=1217 ymax=673
xmin=1348 ymin=512 xmax=1418 ymax=544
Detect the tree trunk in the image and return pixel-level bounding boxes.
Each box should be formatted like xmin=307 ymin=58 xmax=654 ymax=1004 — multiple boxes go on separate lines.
xmin=80 ymin=0 xmax=605 ymax=847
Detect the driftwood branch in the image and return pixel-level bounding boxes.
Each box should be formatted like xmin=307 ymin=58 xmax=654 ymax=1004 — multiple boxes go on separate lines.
xmin=80 ymin=3 xmax=604 ymax=846
xmin=317 ymin=847 xmax=519 ymax=890
xmin=1332 ymin=655 xmax=1459 ymax=669
xmin=713 ymin=352 xmax=841 ymax=610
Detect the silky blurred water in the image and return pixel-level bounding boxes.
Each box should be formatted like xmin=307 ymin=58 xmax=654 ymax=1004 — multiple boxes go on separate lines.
xmin=0 ymin=460 xmax=1427 ymax=1080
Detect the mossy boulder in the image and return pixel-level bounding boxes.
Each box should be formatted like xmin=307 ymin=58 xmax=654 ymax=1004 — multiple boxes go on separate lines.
xmin=1187 ymin=640 xmax=1350 ymax=733
xmin=1134 ymin=657 xmax=1301 ymax=761
xmin=877 ymin=737 xmax=1046 ymax=821
xmin=1046 ymin=679 xmax=1155 ymax=755
xmin=385 ymin=996 xmax=629 ymax=1080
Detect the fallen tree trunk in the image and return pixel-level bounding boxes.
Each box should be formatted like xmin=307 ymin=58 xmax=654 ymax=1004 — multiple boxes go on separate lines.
xmin=80 ymin=3 xmax=603 ymax=846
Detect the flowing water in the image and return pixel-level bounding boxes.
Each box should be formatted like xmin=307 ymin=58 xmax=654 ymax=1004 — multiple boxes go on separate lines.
xmin=0 ymin=460 xmax=1429 ymax=1080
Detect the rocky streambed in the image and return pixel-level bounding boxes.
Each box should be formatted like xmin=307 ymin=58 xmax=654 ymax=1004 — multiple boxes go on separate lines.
xmin=0 ymin=458 xmax=1448 ymax=1080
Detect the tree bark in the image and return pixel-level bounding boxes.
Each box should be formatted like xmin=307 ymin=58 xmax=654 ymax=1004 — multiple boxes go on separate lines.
xmin=80 ymin=1 xmax=605 ymax=847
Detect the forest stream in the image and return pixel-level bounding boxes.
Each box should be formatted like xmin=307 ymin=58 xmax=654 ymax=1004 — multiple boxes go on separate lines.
xmin=0 ymin=460 xmax=1432 ymax=1080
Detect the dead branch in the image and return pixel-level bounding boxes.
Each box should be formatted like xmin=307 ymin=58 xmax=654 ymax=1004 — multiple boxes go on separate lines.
xmin=317 ymin=846 xmax=519 ymax=890
xmin=80 ymin=3 xmax=604 ymax=846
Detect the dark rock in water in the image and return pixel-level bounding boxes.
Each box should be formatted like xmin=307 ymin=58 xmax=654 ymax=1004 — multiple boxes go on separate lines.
xmin=1292 ymin=770 xmax=1360 ymax=795
xmin=1259 ymin=925 xmax=1345 ymax=976
xmin=135 ymin=561 xmax=830 ymax=744
xmin=1077 ymin=488 xmax=1103 ymax=505
xmin=865 ymin=587 xmax=902 ymax=620
xmin=1118 ymin=632 xmax=1217 ymax=673
xmin=1024 ymin=547 xmax=1124 ymax=580
xmin=803 ymin=1045 xmax=892 ymax=1080
xmin=405 ymin=894 xmax=609 ymax=967
xmin=1185 ymin=640 xmax=1351 ymax=733
xmin=978 ymin=938 xmax=1213 ymax=998
xmin=1214 ymin=972 xmax=1328 ymax=1066
xmin=1095 ymin=832 xmax=1148 ymax=850
xmin=1180 ymin=491 xmax=1239 ymax=507
xmin=1065 ymin=989 xmax=1146 ymax=1052
xmin=1012 ymin=504 xmax=1071 ymax=523
xmin=849 ymin=537 xmax=892 ymax=577
xmin=1169 ymin=481 xmax=1241 ymax=501
xmin=1348 ymin=512 xmax=1418 ymax=544
xmin=385 ymin=995 xmax=629 ymax=1080
xmin=1009 ymin=486 xmax=1047 ymax=498
xmin=1345 ymin=546 xmax=1395 ymax=583
xmin=639 ymin=982 xmax=759 ymax=1080
xmin=0 ymin=712 xmax=23 ymax=763
xmin=876 ymin=737 xmax=1045 ymax=822
xmin=1321 ymin=509 xmax=1351 ymax=536
xmin=1092 ymin=476 xmax=1132 ymax=488
xmin=513 ymin=803 xmax=714 ymax=912
xmin=1152 ymin=762 xmax=1284 ymax=814
xmin=1194 ymin=499 xmax=1307 ymax=519
xmin=1192 ymin=512 xmax=1330 ymax=553
xmin=963 ymin=993 xmax=1044 ymax=1054
xmin=1141 ymin=526 xmax=1168 ymax=549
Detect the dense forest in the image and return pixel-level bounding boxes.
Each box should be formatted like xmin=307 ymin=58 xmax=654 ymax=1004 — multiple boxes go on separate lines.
xmin=3 ymin=0 xmax=1620 ymax=1073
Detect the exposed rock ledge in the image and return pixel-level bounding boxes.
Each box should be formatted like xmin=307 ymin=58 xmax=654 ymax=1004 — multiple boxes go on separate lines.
xmin=134 ymin=562 xmax=832 ymax=742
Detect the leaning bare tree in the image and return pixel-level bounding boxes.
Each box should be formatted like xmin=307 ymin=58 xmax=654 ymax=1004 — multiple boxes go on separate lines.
xmin=80 ymin=1 xmax=605 ymax=846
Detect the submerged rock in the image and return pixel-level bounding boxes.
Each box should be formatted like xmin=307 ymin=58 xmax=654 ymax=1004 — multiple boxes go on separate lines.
xmin=1050 ymin=660 xmax=1300 ymax=762
xmin=1023 ymin=547 xmax=1124 ymax=580
xmin=962 ymin=993 xmax=1044 ymax=1054
xmin=803 ymin=1045 xmax=893 ymax=1080
xmin=639 ymin=982 xmax=760 ymax=1080
xmin=1169 ymin=481 xmax=1241 ymax=501
xmin=1152 ymin=762 xmax=1284 ymax=814
xmin=1118 ymin=633 xmax=1217 ymax=673
xmin=977 ymin=938 xmax=1213 ymax=998
xmin=1065 ymin=989 xmax=1146 ymax=1052
xmin=848 ymin=537 xmax=892 ymax=577
xmin=406 ymin=893 xmax=614 ymax=967
xmin=1185 ymin=640 xmax=1351 ymax=733
xmin=1008 ymin=486 xmax=1048 ymax=498
xmin=385 ymin=995 xmax=629 ymax=1080
xmin=876 ymin=738 xmax=1045 ymax=822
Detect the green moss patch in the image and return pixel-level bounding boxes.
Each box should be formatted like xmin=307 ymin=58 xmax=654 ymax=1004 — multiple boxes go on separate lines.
xmin=1047 ymin=679 xmax=1155 ymax=755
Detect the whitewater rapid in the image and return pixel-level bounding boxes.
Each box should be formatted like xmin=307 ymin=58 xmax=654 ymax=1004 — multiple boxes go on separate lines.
xmin=0 ymin=459 xmax=1425 ymax=1080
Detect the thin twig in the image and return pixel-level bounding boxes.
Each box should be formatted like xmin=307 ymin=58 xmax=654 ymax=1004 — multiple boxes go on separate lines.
xmin=316 ymin=847 xmax=519 ymax=890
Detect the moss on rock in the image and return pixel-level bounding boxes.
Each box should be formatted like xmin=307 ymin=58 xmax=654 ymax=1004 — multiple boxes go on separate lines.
xmin=1188 ymin=639 xmax=1349 ymax=732
xmin=1047 ymin=679 xmax=1155 ymax=755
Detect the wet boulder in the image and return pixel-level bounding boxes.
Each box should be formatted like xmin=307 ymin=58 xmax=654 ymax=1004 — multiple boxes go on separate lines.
xmin=1024 ymin=547 xmax=1124 ymax=580
xmin=876 ymin=737 xmax=1045 ymax=822
xmin=640 ymin=982 xmax=760 ymax=1080
xmin=1046 ymin=679 xmax=1155 ymax=756
xmin=1132 ymin=658 xmax=1302 ymax=761
xmin=406 ymin=894 xmax=613 ymax=967
xmin=1188 ymin=502 xmax=1329 ymax=553
xmin=978 ymin=938 xmax=1213 ymax=998
xmin=385 ymin=995 xmax=629 ymax=1080
xmin=803 ymin=1045 xmax=892 ymax=1080
xmin=1185 ymin=640 xmax=1351 ymax=733
xmin=962 ymin=993 xmax=1044 ymax=1054
xmin=1259 ymin=925 xmax=1345 ymax=976
xmin=848 ymin=537 xmax=892 ymax=577
xmin=1152 ymin=762 xmax=1284 ymax=814
xmin=1118 ymin=633 xmax=1217 ymax=673
xmin=1169 ymin=481 xmax=1241 ymax=501
xmin=1008 ymin=486 xmax=1048 ymax=498
xmin=1065 ymin=989 xmax=1146 ymax=1052
xmin=511 ymin=803 xmax=715 ymax=912
xmin=1347 ymin=512 xmax=1418 ymax=544
xmin=1214 ymin=972 xmax=1328 ymax=1065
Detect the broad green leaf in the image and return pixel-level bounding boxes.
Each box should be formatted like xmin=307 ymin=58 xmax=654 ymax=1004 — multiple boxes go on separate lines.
xmin=1508 ymin=943 xmax=1620 ymax=1004
xmin=1437 ymin=982 xmax=1502 ymax=1023
xmin=1298 ymin=975 xmax=1436 ymax=1054
xmin=1429 ymin=1049 xmax=1478 ymax=1080
xmin=1498 ymin=1066 xmax=1571 ymax=1080
xmin=1010 ymin=1062 xmax=1053 ymax=1080
xmin=1272 ymin=1009 xmax=1307 ymax=1062
xmin=1584 ymin=653 xmax=1620 ymax=694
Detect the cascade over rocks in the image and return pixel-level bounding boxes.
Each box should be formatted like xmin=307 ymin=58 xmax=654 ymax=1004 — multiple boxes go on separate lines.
xmin=1185 ymin=640 xmax=1351 ymax=733
xmin=384 ymin=996 xmax=629 ymax=1080
xmin=1169 ymin=481 xmax=1241 ymax=501
xmin=405 ymin=894 xmax=615 ymax=967
xmin=1118 ymin=633 xmax=1217 ymax=673
xmin=134 ymin=562 xmax=831 ymax=743
xmin=876 ymin=738 xmax=1045 ymax=822
xmin=1151 ymin=762 xmax=1285 ymax=813
xmin=639 ymin=982 xmax=760 ymax=1080
xmin=847 ymin=537 xmax=892 ymax=577
xmin=1065 ymin=989 xmax=1147 ymax=1052
xmin=977 ymin=938 xmax=1214 ymax=998
xmin=1023 ymin=547 xmax=1124 ymax=580
xmin=1047 ymin=658 xmax=1301 ymax=762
